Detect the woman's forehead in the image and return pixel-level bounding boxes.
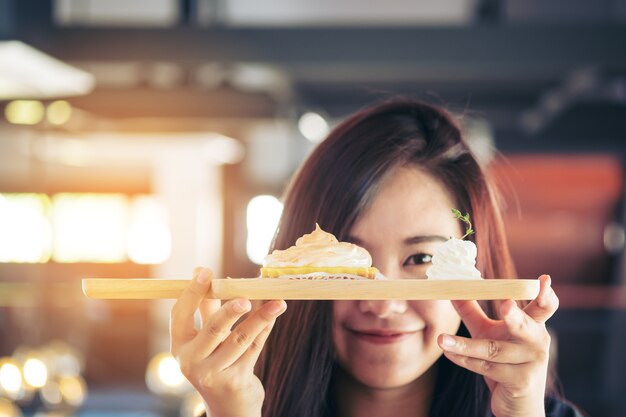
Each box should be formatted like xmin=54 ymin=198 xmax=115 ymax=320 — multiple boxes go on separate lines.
xmin=350 ymin=167 xmax=460 ymax=240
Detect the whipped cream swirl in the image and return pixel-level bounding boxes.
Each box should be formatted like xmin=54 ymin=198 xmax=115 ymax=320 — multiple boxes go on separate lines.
xmin=426 ymin=238 xmax=482 ymax=280
xmin=263 ymin=224 xmax=372 ymax=268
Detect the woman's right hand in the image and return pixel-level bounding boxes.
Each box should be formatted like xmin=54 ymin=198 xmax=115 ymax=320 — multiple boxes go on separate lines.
xmin=170 ymin=268 xmax=287 ymax=417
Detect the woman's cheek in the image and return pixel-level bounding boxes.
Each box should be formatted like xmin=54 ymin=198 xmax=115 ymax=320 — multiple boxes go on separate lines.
xmin=411 ymin=300 xmax=461 ymax=336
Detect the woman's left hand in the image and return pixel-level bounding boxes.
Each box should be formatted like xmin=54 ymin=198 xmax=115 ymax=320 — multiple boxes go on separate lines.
xmin=438 ymin=274 xmax=559 ymax=417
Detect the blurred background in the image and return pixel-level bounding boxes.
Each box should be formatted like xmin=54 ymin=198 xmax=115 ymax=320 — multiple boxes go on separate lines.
xmin=1 ymin=0 xmax=625 ymax=416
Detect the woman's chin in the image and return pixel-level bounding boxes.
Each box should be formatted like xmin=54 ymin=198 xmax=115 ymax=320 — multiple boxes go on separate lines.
xmin=350 ymin=366 xmax=425 ymax=390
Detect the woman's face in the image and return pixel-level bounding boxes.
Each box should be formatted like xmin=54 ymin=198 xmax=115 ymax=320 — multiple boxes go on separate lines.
xmin=333 ymin=166 xmax=463 ymax=389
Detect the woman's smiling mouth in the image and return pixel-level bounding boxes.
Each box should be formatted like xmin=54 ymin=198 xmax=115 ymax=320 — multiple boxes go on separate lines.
xmin=347 ymin=328 xmax=421 ymax=345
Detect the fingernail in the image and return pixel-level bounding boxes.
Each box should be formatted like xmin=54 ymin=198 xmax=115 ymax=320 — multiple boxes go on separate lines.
xmin=197 ymin=269 xmax=210 ymax=284
xmin=267 ymin=300 xmax=286 ymax=315
xmin=442 ymin=334 xmax=456 ymax=348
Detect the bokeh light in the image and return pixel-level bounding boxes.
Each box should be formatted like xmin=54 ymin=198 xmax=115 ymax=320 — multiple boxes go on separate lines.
xmin=246 ymin=195 xmax=283 ymax=265
xmin=181 ymin=391 xmax=206 ymax=417
xmin=0 ymin=193 xmax=52 ymax=263
xmin=4 ymin=100 xmax=45 ymax=125
xmin=51 ymin=193 xmax=128 ymax=263
xmin=298 ymin=111 xmax=329 ymax=142
xmin=23 ymin=358 xmax=48 ymax=389
xmin=0 ymin=359 xmax=23 ymax=398
xmin=46 ymin=100 xmax=72 ymax=125
xmin=146 ymin=352 xmax=190 ymax=396
xmin=157 ymin=356 xmax=186 ymax=388
xmin=40 ymin=381 xmax=63 ymax=408
xmin=46 ymin=340 xmax=83 ymax=378
xmin=127 ymin=196 xmax=171 ymax=264
xmin=0 ymin=398 xmax=23 ymax=417
xmin=58 ymin=375 xmax=87 ymax=407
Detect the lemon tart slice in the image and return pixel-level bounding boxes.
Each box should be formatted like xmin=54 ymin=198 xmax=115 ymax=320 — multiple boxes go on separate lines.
xmin=262 ymin=224 xmax=379 ymax=280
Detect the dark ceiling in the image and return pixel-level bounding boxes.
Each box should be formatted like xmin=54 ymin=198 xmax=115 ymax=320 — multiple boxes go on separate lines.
xmin=2 ymin=0 xmax=626 ymax=151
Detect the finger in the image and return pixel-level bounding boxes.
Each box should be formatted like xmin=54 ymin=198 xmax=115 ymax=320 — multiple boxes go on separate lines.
xmin=236 ymin=320 xmax=276 ymax=371
xmin=185 ymin=298 xmax=253 ymax=360
xmin=523 ymin=275 xmax=559 ymax=324
xmin=451 ymin=299 xmax=495 ymax=337
xmin=208 ymin=300 xmax=287 ymax=370
xmin=438 ymin=334 xmax=533 ymax=364
xmin=199 ymin=298 xmax=221 ymax=328
xmin=500 ymin=299 xmax=545 ymax=343
xmin=170 ymin=268 xmax=213 ymax=347
xmin=196 ymin=268 xmax=221 ymax=328
xmin=443 ymin=351 xmax=524 ymax=383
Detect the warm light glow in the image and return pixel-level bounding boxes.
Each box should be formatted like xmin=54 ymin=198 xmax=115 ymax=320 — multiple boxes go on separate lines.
xmin=41 ymin=381 xmax=63 ymax=407
xmin=58 ymin=375 xmax=86 ymax=407
xmin=51 ymin=193 xmax=128 ymax=263
xmin=246 ymin=195 xmax=283 ymax=265
xmin=127 ymin=196 xmax=171 ymax=264
xmin=0 ymin=193 xmax=52 ymax=263
xmin=23 ymin=358 xmax=47 ymax=388
xmin=46 ymin=100 xmax=72 ymax=125
xmin=0 ymin=40 xmax=95 ymax=100
xmin=0 ymin=398 xmax=22 ymax=417
xmin=202 ymin=133 xmax=245 ymax=164
xmin=298 ymin=111 xmax=329 ymax=142
xmin=47 ymin=340 xmax=83 ymax=377
xmin=157 ymin=356 xmax=186 ymax=388
xmin=5 ymin=100 xmax=45 ymax=125
xmin=56 ymin=139 xmax=91 ymax=167
xmin=0 ymin=359 xmax=23 ymax=397
xmin=146 ymin=352 xmax=190 ymax=395
xmin=0 ymin=193 xmax=174 ymax=264
xmin=181 ymin=391 xmax=206 ymax=417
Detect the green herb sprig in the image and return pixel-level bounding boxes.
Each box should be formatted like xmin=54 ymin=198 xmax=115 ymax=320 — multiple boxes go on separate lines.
xmin=451 ymin=208 xmax=474 ymax=239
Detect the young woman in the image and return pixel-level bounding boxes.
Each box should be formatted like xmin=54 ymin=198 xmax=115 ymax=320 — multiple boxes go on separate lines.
xmin=170 ymin=98 xmax=583 ymax=417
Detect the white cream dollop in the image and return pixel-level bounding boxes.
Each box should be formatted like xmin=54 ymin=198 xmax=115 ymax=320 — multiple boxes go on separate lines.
xmin=426 ymin=237 xmax=482 ymax=280
xmin=263 ymin=224 xmax=372 ymax=268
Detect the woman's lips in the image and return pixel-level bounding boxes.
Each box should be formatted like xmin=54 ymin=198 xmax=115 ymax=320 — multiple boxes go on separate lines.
xmin=347 ymin=328 xmax=420 ymax=345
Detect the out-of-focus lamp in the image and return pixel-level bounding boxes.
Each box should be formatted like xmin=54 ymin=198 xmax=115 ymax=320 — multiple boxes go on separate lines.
xmin=0 ymin=41 xmax=94 ymax=100
xmin=0 ymin=398 xmax=22 ymax=417
xmin=246 ymin=195 xmax=283 ymax=265
xmin=0 ymin=359 xmax=23 ymax=399
xmin=146 ymin=352 xmax=191 ymax=396
xmin=57 ymin=376 xmax=86 ymax=407
xmin=298 ymin=111 xmax=329 ymax=142
xmin=51 ymin=193 xmax=128 ymax=263
xmin=181 ymin=391 xmax=206 ymax=417
xmin=0 ymin=194 xmax=52 ymax=263
xmin=4 ymin=100 xmax=45 ymax=125
xmin=23 ymin=358 xmax=48 ymax=389
xmin=127 ymin=197 xmax=171 ymax=264
xmin=46 ymin=101 xmax=73 ymax=126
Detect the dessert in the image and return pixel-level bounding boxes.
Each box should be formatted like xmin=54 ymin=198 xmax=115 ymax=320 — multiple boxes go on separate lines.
xmin=261 ymin=224 xmax=379 ymax=280
xmin=426 ymin=209 xmax=483 ymax=280
xmin=425 ymin=237 xmax=482 ymax=280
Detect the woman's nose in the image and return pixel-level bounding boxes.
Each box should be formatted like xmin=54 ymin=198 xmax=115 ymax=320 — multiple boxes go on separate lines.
xmin=358 ymin=299 xmax=408 ymax=318
xmin=359 ymin=263 xmax=408 ymax=317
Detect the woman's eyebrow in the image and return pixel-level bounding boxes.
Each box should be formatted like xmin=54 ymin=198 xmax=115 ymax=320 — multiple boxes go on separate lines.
xmin=345 ymin=235 xmax=448 ymax=246
xmin=403 ymin=235 xmax=448 ymax=245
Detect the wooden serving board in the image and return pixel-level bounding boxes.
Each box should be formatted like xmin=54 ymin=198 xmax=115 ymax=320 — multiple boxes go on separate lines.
xmin=82 ymin=278 xmax=539 ymax=300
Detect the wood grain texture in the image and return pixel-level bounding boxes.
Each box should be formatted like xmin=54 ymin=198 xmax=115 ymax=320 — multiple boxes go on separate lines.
xmin=82 ymin=278 xmax=539 ymax=300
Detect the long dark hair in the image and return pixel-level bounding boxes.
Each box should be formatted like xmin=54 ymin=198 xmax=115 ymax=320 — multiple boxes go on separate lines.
xmin=256 ymin=98 xmax=517 ymax=417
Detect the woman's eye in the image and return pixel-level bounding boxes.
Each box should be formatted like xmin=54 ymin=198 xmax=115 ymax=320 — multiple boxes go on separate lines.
xmin=404 ymin=253 xmax=433 ymax=266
